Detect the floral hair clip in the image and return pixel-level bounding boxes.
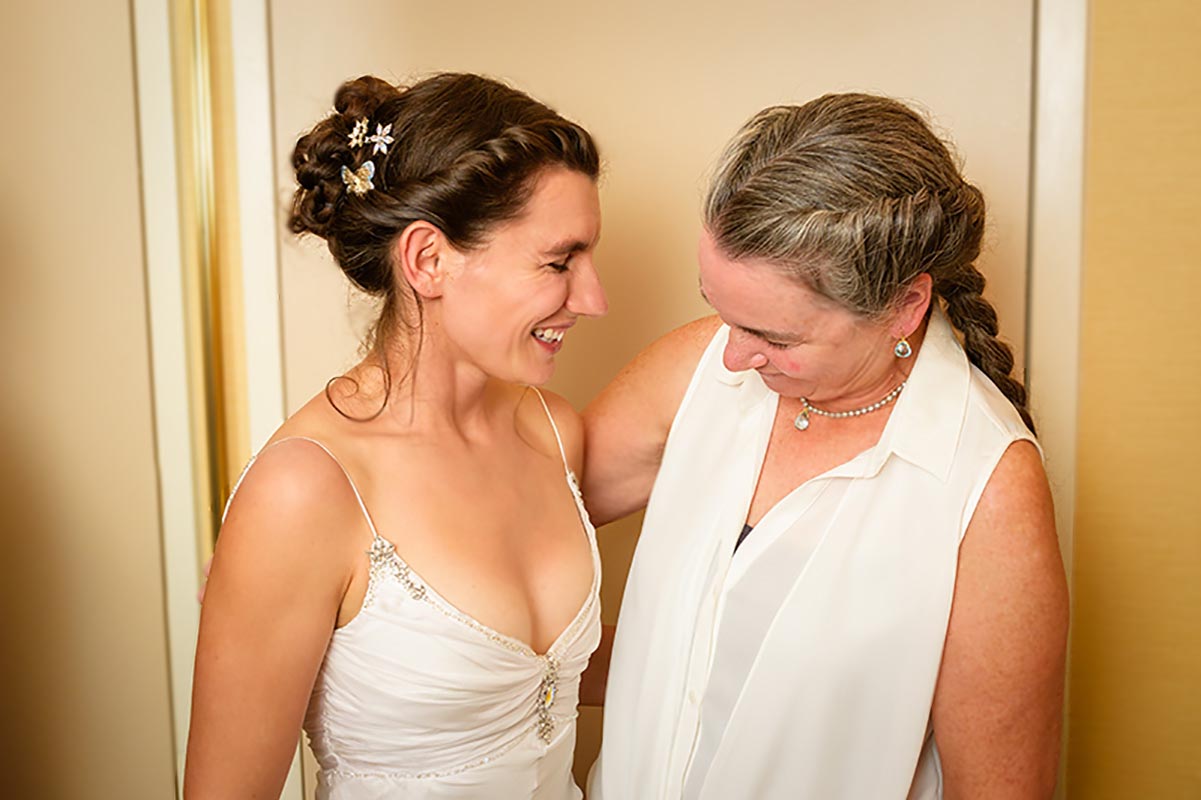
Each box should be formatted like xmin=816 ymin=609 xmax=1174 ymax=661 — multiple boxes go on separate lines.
xmin=341 ymin=160 xmax=375 ymax=196
xmin=348 ymin=118 xmax=369 ymax=148
xmin=367 ymin=123 xmax=394 ymax=155
xmin=348 ymin=118 xmax=395 ymax=155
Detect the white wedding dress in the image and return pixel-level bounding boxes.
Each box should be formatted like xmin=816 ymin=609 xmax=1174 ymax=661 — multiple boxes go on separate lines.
xmin=228 ymin=392 xmax=600 ymax=799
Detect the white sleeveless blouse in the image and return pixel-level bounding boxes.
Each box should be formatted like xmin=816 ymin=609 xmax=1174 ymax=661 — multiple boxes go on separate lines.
xmin=226 ymin=392 xmax=601 ymax=799
xmin=591 ymin=309 xmax=1034 ymax=799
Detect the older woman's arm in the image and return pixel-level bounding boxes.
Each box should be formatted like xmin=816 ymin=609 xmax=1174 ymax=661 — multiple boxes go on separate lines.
xmin=577 ymin=317 xmax=719 ymax=708
xmin=932 ymin=440 xmax=1070 ymax=799
xmin=581 ymin=316 xmax=720 ymax=527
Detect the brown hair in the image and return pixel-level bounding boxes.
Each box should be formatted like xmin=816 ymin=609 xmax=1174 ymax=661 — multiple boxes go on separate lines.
xmin=703 ymin=93 xmax=1034 ymax=432
xmin=289 ymin=73 xmax=600 ymax=414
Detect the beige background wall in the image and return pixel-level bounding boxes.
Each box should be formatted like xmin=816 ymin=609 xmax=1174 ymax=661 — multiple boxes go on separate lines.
xmin=1067 ymin=0 xmax=1201 ymax=796
xmin=273 ymin=0 xmax=1035 ymax=415
xmin=267 ymin=1 xmax=1036 ymax=790
xmin=10 ymin=1 xmax=1199 ymax=797
xmin=0 ymin=2 xmax=177 ymax=798
xmin=0 ymin=2 xmax=1060 ymax=796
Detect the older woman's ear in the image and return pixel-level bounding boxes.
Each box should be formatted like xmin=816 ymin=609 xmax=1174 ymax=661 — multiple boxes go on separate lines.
xmin=892 ymin=272 xmax=934 ymax=339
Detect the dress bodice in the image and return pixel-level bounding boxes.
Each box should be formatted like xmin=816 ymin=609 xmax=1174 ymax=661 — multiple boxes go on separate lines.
xmin=227 ymin=390 xmax=599 ymax=800
xmin=305 ymin=477 xmax=601 ymax=799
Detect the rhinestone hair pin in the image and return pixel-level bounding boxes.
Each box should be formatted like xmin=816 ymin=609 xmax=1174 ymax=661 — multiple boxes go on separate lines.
xmin=367 ymin=123 xmax=394 ymax=155
xmin=341 ymin=161 xmax=375 ymax=196
xmin=343 ymin=116 xmax=392 ymax=195
xmin=348 ymin=118 xmax=369 ymax=148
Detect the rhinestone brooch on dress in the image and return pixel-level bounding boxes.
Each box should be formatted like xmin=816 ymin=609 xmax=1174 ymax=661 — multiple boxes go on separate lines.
xmin=536 ymin=656 xmax=560 ymax=743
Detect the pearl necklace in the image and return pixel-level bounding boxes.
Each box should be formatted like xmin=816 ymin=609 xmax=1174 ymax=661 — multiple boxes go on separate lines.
xmin=793 ymin=380 xmax=907 ymax=431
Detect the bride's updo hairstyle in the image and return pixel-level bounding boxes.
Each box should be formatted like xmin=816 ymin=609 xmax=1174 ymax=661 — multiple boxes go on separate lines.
xmin=703 ymin=93 xmax=1033 ymax=432
xmin=289 ymin=73 xmax=599 ymax=405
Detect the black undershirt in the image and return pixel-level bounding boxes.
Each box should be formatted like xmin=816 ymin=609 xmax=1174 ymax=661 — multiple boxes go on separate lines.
xmin=735 ymin=522 xmax=754 ymax=551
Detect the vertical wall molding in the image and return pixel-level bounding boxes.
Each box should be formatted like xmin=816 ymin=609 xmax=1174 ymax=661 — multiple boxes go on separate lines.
xmin=223 ymin=1 xmax=299 ymax=794
xmin=131 ymin=0 xmax=202 ymax=790
xmin=1027 ymin=0 xmax=1088 ymax=796
xmin=228 ymin=0 xmax=286 ymax=454
xmin=1029 ymin=0 xmax=1088 ymax=570
xmin=135 ymin=0 xmax=295 ymax=794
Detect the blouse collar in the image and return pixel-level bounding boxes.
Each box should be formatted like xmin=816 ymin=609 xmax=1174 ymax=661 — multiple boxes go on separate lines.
xmin=876 ymin=305 xmax=970 ymax=482
xmin=713 ymin=305 xmax=971 ymax=482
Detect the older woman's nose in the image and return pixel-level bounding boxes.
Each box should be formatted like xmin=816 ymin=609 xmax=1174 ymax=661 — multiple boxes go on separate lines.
xmin=723 ymin=329 xmax=768 ymax=372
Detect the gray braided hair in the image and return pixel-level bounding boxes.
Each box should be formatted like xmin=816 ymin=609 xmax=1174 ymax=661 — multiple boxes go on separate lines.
xmin=704 ymin=94 xmax=1033 ymax=432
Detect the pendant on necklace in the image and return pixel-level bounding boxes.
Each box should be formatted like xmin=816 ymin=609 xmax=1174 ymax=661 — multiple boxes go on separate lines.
xmin=792 ymin=379 xmax=906 ymax=433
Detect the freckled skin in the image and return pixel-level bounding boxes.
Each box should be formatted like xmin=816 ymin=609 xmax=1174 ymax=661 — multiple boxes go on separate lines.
xmin=697 ymin=230 xmax=913 ymax=410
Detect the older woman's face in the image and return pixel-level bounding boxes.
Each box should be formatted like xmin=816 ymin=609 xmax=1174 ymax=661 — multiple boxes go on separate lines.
xmin=697 ymin=230 xmax=896 ymax=404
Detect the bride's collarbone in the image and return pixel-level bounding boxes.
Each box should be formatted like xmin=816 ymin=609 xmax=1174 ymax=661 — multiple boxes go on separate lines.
xmin=388 ymin=447 xmax=575 ymax=520
xmin=350 ymin=451 xmax=590 ymax=649
xmin=416 ymin=482 xmax=585 ymax=576
xmin=378 ymin=511 xmax=591 ymax=655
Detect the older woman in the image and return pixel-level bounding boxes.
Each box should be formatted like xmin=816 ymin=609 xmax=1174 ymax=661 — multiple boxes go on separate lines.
xmin=186 ymin=73 xmax=606 ymax=799
xmin=584 ymin=95 xmax=1068 ymax=798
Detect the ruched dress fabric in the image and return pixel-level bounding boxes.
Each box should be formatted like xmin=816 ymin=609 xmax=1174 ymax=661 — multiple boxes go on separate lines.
xmin=226 ymin=393 xmax=601 ymax=800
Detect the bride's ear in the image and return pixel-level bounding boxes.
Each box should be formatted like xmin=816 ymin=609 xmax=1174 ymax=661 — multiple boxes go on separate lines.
xmin=394 ymin=222 xmax=451 ymax=300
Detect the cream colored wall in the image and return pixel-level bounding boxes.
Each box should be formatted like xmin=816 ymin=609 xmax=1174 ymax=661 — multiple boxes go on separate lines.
xmin=266 ymin=1 xmax=1036 ymax=792
xmin=1067 ymin=1 xmax=1201 ymax=796
xmin=0 ymin=2 xmax=177 ymax=798
xmin=271 ymin=1 xmax=1035 ymax=411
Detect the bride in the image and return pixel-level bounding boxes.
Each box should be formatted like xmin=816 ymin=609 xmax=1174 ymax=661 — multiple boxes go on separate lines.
xmin=184 ymin=73 xmax=607 ymax=799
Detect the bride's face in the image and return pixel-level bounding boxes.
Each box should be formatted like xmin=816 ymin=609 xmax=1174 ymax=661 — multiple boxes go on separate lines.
xmin=437 ymin=167 xmax=607 ymax=386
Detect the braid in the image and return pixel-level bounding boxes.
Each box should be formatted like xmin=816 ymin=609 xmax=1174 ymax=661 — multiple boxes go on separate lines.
xmin=939 ymin=265 xmax=1035 ymax=433
xmin=381 ymin=120 xmax=595 ymax=249
xmin=705 ymin=94 xmax=1036 ymax=433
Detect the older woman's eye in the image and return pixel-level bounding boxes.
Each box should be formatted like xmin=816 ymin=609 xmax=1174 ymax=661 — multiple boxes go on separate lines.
xmin=547 ymin=261 xmax=570 ymax=273
xmin=765 ymin=340 xmax=792 ymax=349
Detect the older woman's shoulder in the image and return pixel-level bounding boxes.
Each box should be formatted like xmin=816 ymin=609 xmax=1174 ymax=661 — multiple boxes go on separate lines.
xmin=631 ymin=314 xmax=723 ymax=376
xmin=594 ymin=315 xmax=723 ymax=413
xmin=663 ymin=314 xmax=724 ymax=353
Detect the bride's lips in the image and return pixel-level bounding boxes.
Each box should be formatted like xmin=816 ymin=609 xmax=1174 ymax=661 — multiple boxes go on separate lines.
xmin=532 ymin=324 xmax=571 ymax=353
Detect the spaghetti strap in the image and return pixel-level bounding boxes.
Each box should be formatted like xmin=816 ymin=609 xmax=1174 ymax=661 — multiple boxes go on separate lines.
xmin=529 ymin=387 xmax=571 ymax=474
xmin=223 ymin=435 xmax=383 ymax=540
